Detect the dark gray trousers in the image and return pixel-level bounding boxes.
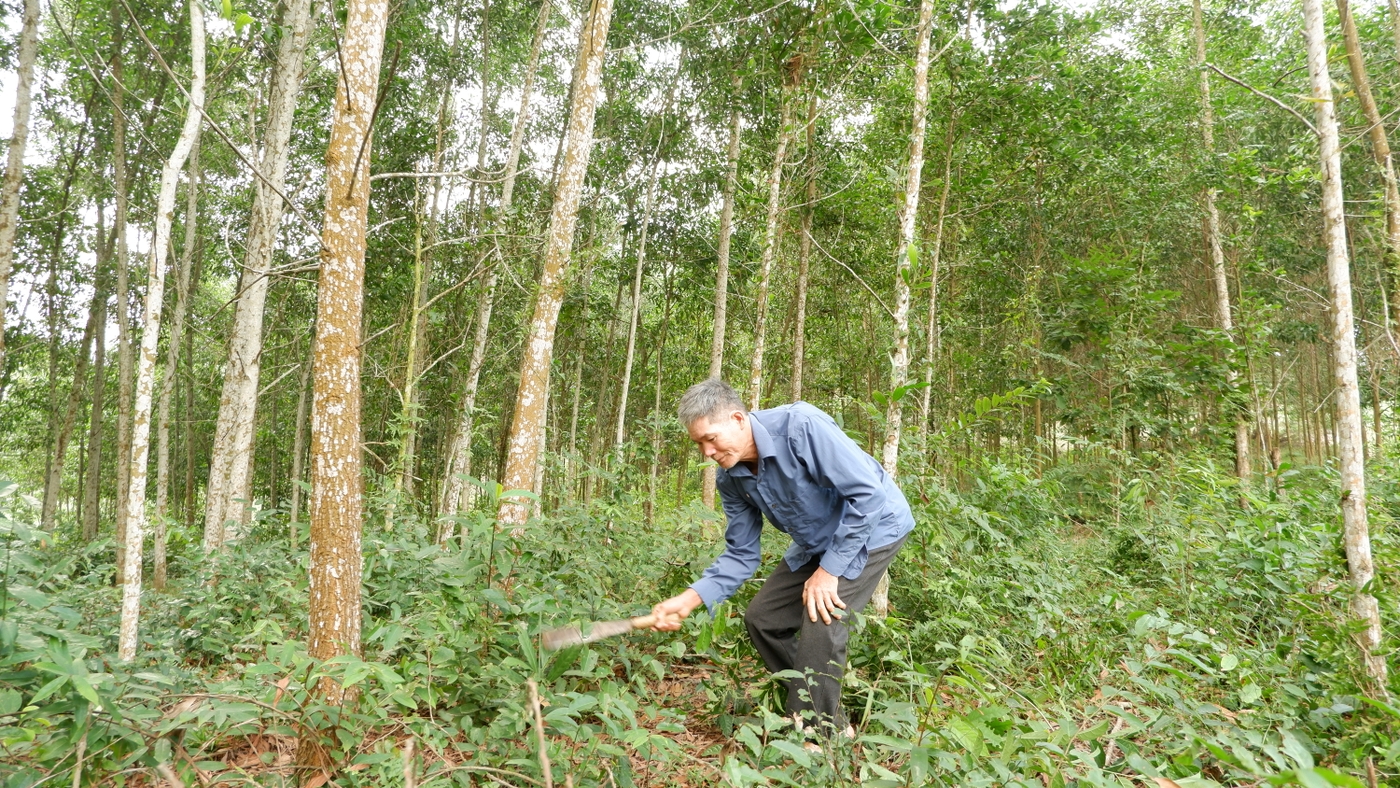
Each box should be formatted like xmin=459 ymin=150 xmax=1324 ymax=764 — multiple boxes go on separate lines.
xmin=743 ymin=534 xmax=909 ymax=731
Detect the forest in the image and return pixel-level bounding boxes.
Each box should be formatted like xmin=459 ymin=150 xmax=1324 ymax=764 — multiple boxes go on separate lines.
xmin=0 ymin=0 xmax=1398 ymax=783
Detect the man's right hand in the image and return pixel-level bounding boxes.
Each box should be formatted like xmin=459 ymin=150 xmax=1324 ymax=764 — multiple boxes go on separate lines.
xmin=650 ymin=588 xmax=703 ymax=631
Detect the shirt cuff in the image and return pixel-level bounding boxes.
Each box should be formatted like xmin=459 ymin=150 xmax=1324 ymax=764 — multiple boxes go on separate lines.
xmin=819 ymin=549 xmax=858 ymax=579
xmin=689 ymin=579 xmax=727 ymax=614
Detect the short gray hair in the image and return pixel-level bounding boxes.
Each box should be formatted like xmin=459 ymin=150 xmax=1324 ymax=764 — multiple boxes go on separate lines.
xmin=678 ymin=378 xmax=746 ymax=427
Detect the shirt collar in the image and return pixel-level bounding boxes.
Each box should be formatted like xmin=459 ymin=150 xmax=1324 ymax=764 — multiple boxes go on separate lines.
xmin=722 ymin=412 xmax=776 ymax=479
xmin=749 ymin=411 xmax=778 ymax=460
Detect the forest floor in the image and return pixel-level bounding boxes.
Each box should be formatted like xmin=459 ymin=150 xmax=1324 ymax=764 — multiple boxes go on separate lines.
xmin=4 ymin=458 xmax=1400 ymax=787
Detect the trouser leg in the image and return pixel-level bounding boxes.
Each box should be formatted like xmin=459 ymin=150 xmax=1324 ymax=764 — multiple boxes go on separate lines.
xmin=744 ymin=558 xmax=808 ymax=679
xmin=745 ymin=534 xmax=910 ymax=733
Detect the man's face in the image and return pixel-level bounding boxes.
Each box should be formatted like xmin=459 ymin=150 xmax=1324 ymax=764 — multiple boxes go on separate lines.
xmin=687 ymin=410 xmax=752 ymax=469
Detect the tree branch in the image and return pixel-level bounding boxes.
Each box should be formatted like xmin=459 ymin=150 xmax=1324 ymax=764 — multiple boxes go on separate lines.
xmin=1205 ymin=63 xmax=1318 ymax=137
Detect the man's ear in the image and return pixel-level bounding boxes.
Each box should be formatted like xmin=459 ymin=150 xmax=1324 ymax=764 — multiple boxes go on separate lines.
xmin=732 ymin=409 xmax=747 ymax=429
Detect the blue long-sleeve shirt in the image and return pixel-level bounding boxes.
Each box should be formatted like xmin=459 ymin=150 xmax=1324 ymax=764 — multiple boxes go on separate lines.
xmin=689 ymin=402 xmax=915 ymax=611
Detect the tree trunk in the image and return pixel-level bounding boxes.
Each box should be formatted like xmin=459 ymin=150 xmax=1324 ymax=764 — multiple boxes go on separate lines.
xmin=1338 ymin=0 xmax=1400 ymax=332
xmin=702 ymin=105 xmax=742 ymax=509
xmin=470 ymin=0 xmax=493 ymax=218
xmin=0 ymin=0 xmax=40 ymax=373
xmin=792 ymin=92 xmax=818 ymax=402
xmin=440 ymin=267 xmax=500 ymax=519
xmin=112 ymin=5 xmax=135 ymax=586
xmin=154 ymin=135 xmax=200 ymax=590
xmin=118 ymin=0 xmax=204 ymax=662
xmin=614 ymin=161 xmax=665 ymax=450
xmin=289 ymin=349 xmax=311 ymax=534
xmin=39 ymin=122 xmax=98 ymax=530
xmin=83 ymin=214 xmax=110 ymax=543
xmin=1193 ymin=0 xmax=1251 ymax=480
xmin=501 ymin=0 xmax=551 ymax=210
xmin=41 ymin=245 xmax=107 ymax=531
xmin=881 ymin=0 xmax=935 ymax=477
xmin=1301 ymin=0 xmax=1388 ymax=692
xmin=1389 ymin=0 xmax=1400 ymax=63
xmin=746 ymin=77 xmax=798 ymax=411
xmin=873 ymin=0 xmax=935 ymax=618
xmin=647 ymin=270 xmax=674 ymax=522
xmin=439 ymin=4 xmax=551 ymax=519
xmin=204 ymin=0 xmax=314 ymax=551
xmin=497 ymin=0 xmax=615 ymax=528
xmin=920 ymin=117 xmax=956 ymax=435
xmin=306 ymin=0 xmax=390 ymax=704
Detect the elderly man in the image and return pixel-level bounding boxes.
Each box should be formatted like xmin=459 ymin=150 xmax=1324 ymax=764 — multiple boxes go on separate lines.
xmin=651 ymin=378 xmax=914 ymax=737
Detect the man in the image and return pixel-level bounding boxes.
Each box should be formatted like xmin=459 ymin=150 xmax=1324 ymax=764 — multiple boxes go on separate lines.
xmin=651 ymin=378 xmax=914 ymax=737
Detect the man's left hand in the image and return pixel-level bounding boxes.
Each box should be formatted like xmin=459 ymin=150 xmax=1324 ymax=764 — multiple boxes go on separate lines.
xmin=803 ymin=567 xmax=847 ymax=625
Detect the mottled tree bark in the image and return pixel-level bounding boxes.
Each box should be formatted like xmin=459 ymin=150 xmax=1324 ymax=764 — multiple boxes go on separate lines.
xmin=746 ymin=78 xmax=797 ymax=411
xmin=112 ymin=5 xmax=134 ymax=585
xmin=204 ymin=0 xmax=314 ymax=551
xmin=83 ymin=211 xmax=110 ymax=543
xmin=702 ymin=106 xmax=742 ymax=509
xmin=791 ymin=92 xmax=818 ymax=402
xmin=497 ymin=0 xmax=615 ymax=528
xmin=439 ymin=0 xmax=552 ymax=519
xmin=873 ymin=0 xmax=935 ymax=617
xmin=305 ymin=0 xmax=390 ymax=705
xmin=0 ymin=0 xmax=40 ymax=373
xmin=118 ymin=0 xmax=204 ymax=662
xmin=1338 ymin=0 xmax=1400 ymax=333
xmin=1194 ymin=0 xmax=1250 ymax=480
xmin=1301 ymin=0 xmax=1388 ymax=692
xmin=155 ymin=135 xmax=200 ymax=590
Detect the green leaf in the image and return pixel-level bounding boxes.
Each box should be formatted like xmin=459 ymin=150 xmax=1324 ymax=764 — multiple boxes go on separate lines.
xmin=1308 ymin=767 xmax=1366 ymax=787
xmin=69 ymin=675 xmax=100 ymax=706
xmin=735 ymin=724 xmax=763 ymax=758
xmin=28 ymin=675 xmax=69 ymax=705
xmin=766 ymin=739 xmax=811 ymax=767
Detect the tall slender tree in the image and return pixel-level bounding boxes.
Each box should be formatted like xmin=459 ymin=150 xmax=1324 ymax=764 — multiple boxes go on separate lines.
xmin=118 ymin=0 xmax=205 ymax=662
xmin=1337 ymin=0 xmax=1400 ymax=330
xmin=1301 ymin=0 xmax=1387 ymax=692
xmin=497 ymin=0 xmax=616 ymax=528
xmin=439 ymin=0 xmax=553 ymax=519
xmin=1193 ymin=0 xmax=1250 ymax=480
xmin=702 ymin=103 xmax=741 ymax=509
xmin=0 ymin=0 xmax=41 ymax=374
xmin=746 ymin=67 xmax=798 ymax=411
xmin=873 ymin=0 xmax=935 ymax=617
xmin=791 ymin=91 xmax=818 ymax=402
xmin=204 ymin=0 xmax=314 ymax=551
xmin=155 ymin=136 xmax=201 ymax=589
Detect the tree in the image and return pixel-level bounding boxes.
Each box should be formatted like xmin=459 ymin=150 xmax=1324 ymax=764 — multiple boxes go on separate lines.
xmin=873 ymin=0 xmax=935 ymax=618
xmin=305 ymin=0 xmax=392 ymax=701
xmin=497 ymin=0 xmax=616 ymax=528
xmin=203 ymin=0 xmax=314 ymax=551
xmin=0 ymin=0 xmax=41 ymax=374
xmin=746 ymin=68 xmax=797 ymax=411
xmin=1194 ymin=0 xmax=1250 ymax=480
xmin=438 ymin=0 xmax=554 ymax=520
xmin=1300 ymin=0 xmax=1387 ymax=692
xmin=118 ymin=0 xmax=205 ymax=662
xmin=155 ymin=137 xmax=200 ymax=589
xmin=880 ymin=0 xmax=936 ymax=478
xmin=1336 ymin=0 xmax=1400 ymax=330
xmin=702 ymin=103 xmax=742 ymax=509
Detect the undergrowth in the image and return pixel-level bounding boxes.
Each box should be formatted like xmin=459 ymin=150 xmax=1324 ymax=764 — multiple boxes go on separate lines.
xmin=1 ymin=450 xmax=1397 ymax=787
